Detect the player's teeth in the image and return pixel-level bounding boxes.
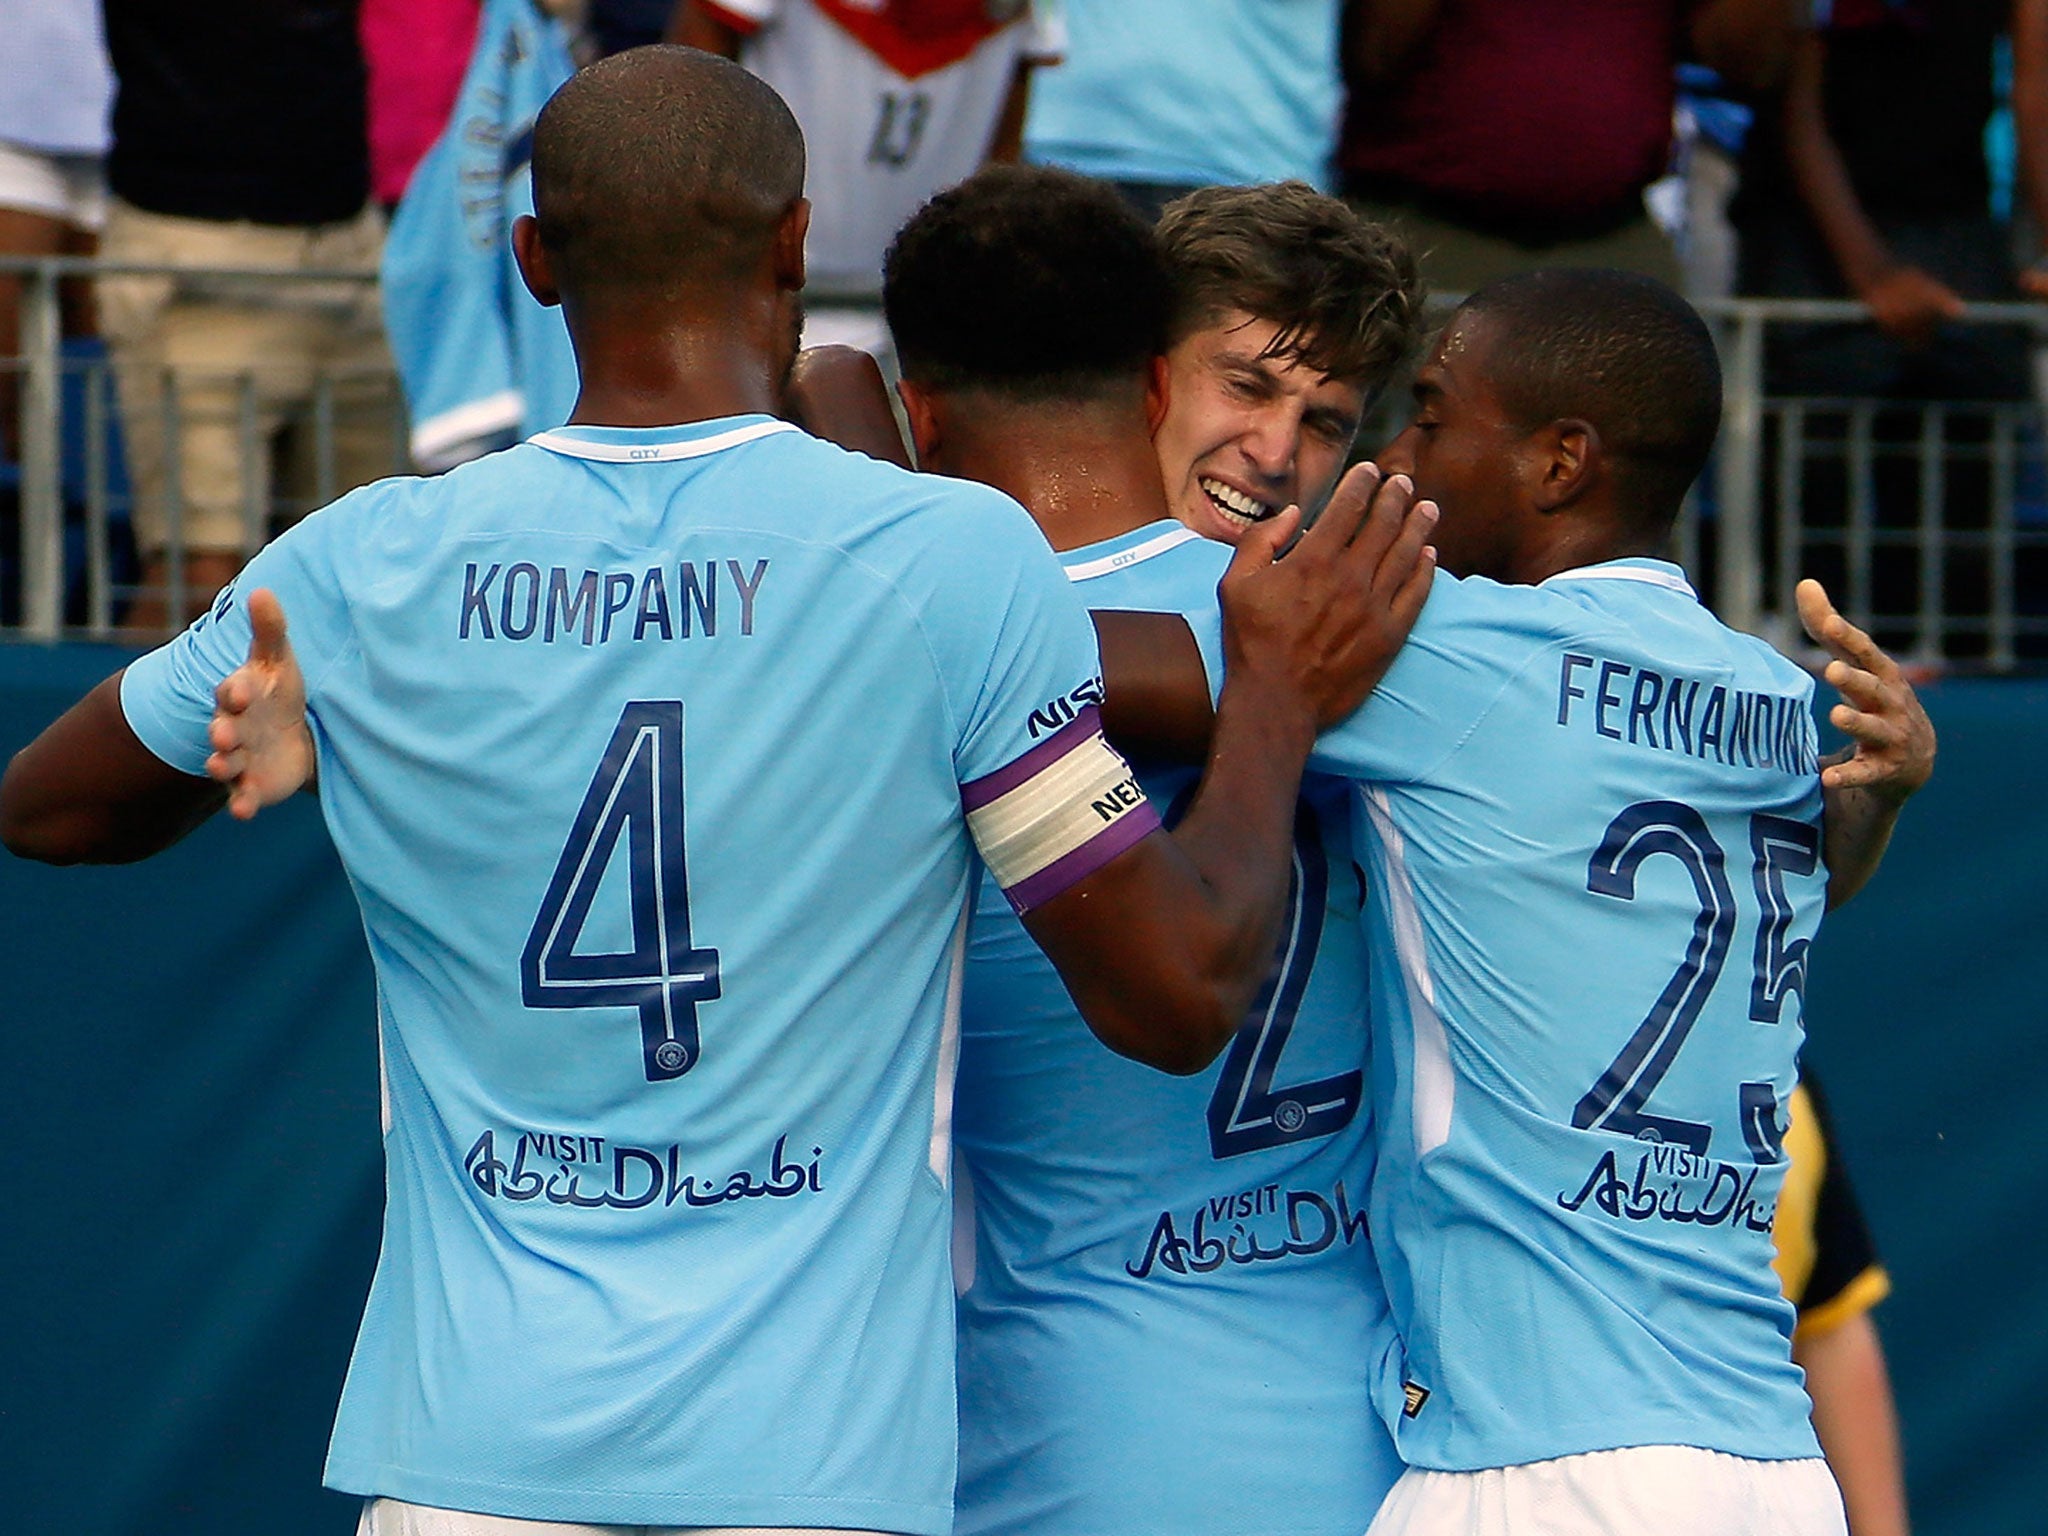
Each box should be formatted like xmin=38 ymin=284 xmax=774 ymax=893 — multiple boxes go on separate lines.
xmin=1200 ymin=477 xmax=1271 ymax=521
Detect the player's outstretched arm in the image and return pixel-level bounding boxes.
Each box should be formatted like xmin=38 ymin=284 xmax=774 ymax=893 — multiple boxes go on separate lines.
xmin=1797 ymin=579 xmax=1935 ymax=909
xmin=207 ymin=588 xmax=317 ymax=820
xmin=1023 ymin=467 xmax=1435 ymax=1073
xmin=0 ymin=673 xmax=224 ymax=864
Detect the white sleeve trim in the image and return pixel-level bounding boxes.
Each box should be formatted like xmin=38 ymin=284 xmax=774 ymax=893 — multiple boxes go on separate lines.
xmin=411 ymin=390 xmax=526 ymax=470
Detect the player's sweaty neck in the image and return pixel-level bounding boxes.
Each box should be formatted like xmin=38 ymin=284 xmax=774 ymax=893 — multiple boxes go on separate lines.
xmin=1503 ymin=517 xmax=1672 ymax=587
xmin=562 ymin=293 xmax=792 ymax=428
xmin=940 ymin=399 xmax=1172 ymax=553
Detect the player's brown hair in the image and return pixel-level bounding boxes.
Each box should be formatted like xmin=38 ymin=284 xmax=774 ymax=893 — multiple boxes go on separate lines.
xmin=1156 ymin=182 xmax=1423 ymax=392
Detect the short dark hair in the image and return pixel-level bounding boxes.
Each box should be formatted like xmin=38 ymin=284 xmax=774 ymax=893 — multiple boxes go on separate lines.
xmin=884 ymin=165 xmax=1171 ymax=402
xmin=1156 ymin=182 xmax=1423 ymax=390
xmin=1457 ymin=269 xmax=1723 ymax=528
xmin=532 ymin=46 xmax=805 ymax=297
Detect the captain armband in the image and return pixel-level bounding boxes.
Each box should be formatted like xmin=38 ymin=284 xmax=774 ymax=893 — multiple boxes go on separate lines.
xmin=962 ymin=705 xmax=1161 ymax=914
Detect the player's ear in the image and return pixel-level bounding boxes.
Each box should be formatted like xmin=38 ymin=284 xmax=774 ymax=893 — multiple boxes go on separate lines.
xmin=897 ymin=378 xmax=940 ymax=469
xmin=1145 ymin=355 xmax=1171 ymax=436
xmin=1530 ymin=418 xmax=1599 ymax=513
xmin=773 ymin=198 xmax=811 ymax=293
xmin=512 ymin=216 xmax=561 ymax=308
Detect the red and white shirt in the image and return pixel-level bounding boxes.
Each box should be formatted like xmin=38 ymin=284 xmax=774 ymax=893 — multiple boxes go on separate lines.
xmin=706 ymin=0 xmax=1063 ymax=292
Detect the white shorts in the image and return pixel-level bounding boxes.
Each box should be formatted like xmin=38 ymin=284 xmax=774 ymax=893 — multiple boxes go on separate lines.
xmin=358 ymin=1497 xmax=899 ymax=1536
xmin=1363 ymin=1447 xmax=1847 ymax=1536
xmin=0 ymin=137 xmax=106 ymax=229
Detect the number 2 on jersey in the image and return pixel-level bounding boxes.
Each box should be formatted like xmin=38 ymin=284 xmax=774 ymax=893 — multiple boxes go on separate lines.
xmin=1203 ymin=799 xmax=1362 ymax=1159
xmin=521 ymin=702 xmax=722 ymax=1082
xmin=1574 ymin=800 xmax=1820 ymax=1159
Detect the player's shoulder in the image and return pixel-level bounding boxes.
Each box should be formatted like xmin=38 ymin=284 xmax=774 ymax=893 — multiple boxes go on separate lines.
xmin=804 ymin=447 xmax=1057 ymax=575
xmin=1059 ymin=519 xmax=1230 ymax=608
xmin=249 ymin=470 xmax=440 ymax=582
xmin=1404 ymin=567 xmax=1607 ymax=664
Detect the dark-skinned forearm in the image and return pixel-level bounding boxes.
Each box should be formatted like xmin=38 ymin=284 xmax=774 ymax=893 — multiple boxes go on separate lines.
xmin=1092 ymin=609 xmax=1216 ymax=764
xmin=2013 ymin=0 xmax=2048 ymax=244
xmin=1160 ymin=674 xmax=1318 ymax=1030
xmin=1822 ymin=780 xmax=1902 ymax=910
xmin=1781 ymin=35 xmax=1895 ymax=294
xmin=0 ymin=673 xmax=225 ymax=864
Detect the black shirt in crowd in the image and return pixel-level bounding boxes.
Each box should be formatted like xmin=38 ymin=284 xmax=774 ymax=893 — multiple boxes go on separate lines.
xmin=103 ymin=0 xmax=370 ymax=227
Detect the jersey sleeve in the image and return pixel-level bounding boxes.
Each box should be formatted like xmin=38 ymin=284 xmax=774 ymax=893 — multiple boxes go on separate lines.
xmin=119 ymin=491 xmax=370 ymax=775
xmin=923 ymin=487 xmax=1159 ymax=914
xmin=1307 ymin=572 xmax=1558 ymax=784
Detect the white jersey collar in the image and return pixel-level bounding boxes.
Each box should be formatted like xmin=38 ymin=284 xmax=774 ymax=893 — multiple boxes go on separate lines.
xmin=529 ymin=417 xmax=800 ymax=463
xmin=1060 ymin=522 xmax=1202 ymax=583
xmin=1540 ymin=559 xmax=1698 ymax=601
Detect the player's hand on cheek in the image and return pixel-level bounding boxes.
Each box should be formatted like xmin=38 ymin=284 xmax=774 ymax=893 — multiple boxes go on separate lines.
xmin=1796 ymin=578 xmax=1935 ymax=804
xmin=206 ymin=588 xmax=317 ymax=819
xmin=1219 ymin=462 xmax=1437 ymax=728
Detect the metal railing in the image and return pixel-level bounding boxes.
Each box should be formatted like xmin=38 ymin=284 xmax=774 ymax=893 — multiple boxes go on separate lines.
xmin=6 ymin=261 xmax=2047 ymax=667
xmin=1691 ymin=297 xmax=2048 ymax=670
xmin=1 ymin=255 xmax=405 ymax=639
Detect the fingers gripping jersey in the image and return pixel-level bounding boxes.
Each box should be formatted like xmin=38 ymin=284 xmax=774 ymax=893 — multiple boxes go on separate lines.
xmin=119 ymin=418 xmax=1145 ymax=1530
xmin=1301 ymin=560 xmax=1827 ymax=1472
xmin=954 ymin=521 xmax=1404 ymax=1536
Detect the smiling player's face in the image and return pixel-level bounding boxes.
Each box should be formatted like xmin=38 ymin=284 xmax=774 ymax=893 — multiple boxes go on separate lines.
xmin=1152 ymin=312 xmax=1367 ymax=545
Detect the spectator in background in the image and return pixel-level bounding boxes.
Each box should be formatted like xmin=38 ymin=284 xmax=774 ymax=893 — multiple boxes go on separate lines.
xmin=1025 ymin=0 xmax=1345 ymax=222
xmin=1341 ymin=0 xmax=1795 ymax=295
xmin=380 ymin=0 xmax=578 ymax=469
xmin=1774 ymin=1074 xmax=1913 ymax=1536
xmin=0 ymin=0 xmax=112 ymax=466
xmin=1735 ymin=0 xmax=2044 ymax=400
xmin=588 ymin=0 xmax=674 ymax=53
xmin=359 ymin=0 xmax=481 ymax=212
xmin=98 ymin=0 xmax=400 ymax=633
xmin=668 ymin=0 xmax=1060 ymax=352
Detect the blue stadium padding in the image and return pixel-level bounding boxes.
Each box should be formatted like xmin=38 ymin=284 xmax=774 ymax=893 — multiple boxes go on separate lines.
xmin=1804 ymin=676 xmax=2048 ymax=1536
xmin=0 ymin=642 xmax=378 ymax=1536
xmin=0 ymin=648 xmax=2040 ymax=1535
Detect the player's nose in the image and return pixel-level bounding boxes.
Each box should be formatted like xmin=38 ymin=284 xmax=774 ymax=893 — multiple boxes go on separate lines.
xmin=1376 ymin=425 xmax=1419 ymax=479
xmin=1239 ymin=410 xmax=1296 ymax=485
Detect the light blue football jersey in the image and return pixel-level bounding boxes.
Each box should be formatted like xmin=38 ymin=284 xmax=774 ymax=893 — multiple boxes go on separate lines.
xmin=954 ymin=520 xmax=1404 ymax=1536
xmin=1024 ymin=0 xmax=1344 ymax=189
xmin=1302 ymin=559 xmax=1827 ymax=1471
xmin=382 ymin=0 xmax=579 ymax=469
xmin=119 ymin=417 xmax=1138 ymax=1530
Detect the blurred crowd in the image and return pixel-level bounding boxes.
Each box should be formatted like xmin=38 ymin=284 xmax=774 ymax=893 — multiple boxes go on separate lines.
xmin=3 ymin=0 xmax=2044 ymax=624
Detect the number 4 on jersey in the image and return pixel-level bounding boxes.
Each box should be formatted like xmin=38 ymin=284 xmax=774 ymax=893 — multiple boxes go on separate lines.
xmin=521 ymin=702 xmax=722 ymax=1082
